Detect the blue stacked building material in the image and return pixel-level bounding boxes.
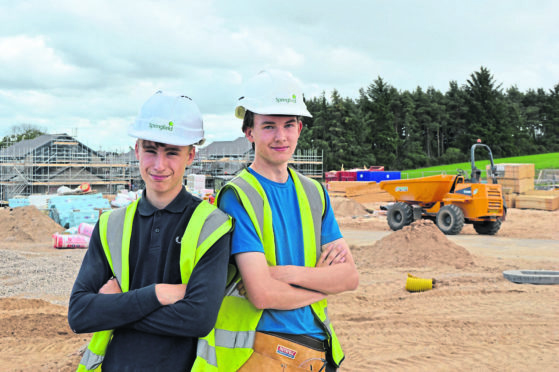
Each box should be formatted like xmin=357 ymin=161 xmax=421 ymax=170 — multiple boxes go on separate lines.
xmin=8 ymin=198 xmax=31 ymax=208
xmin=48 ymin=193 xmax=111 ymax=229
xmin=371 ymin=171 xmax=401 ymax=182
xmin=356 ymin=171 xmax=402 ymax=182
xmin=356 ymin=171 xmax=370 ymax=181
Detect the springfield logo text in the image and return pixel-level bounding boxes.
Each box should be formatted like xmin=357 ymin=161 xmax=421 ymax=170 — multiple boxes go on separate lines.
xmin=149 ymin=121 xmax=174 ymax=132
xmin=276 ymin=94 xmax=297 ymax=104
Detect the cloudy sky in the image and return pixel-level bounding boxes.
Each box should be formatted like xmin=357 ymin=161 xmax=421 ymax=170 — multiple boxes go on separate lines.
xmin=1 ymin=1 xmax=558 ymax=152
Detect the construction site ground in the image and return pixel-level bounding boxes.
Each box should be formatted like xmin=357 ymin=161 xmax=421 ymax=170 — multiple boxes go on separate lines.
xmin=0 ymin=200 xmax=558 ymax=371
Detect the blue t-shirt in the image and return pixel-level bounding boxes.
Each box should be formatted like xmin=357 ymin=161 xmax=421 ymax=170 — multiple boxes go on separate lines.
xmin=218 ymin=168 xmax=342 ymax=339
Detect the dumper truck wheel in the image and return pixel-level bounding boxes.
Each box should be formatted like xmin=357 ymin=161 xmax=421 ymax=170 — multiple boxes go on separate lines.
xmin=473 ymin=220 xmax=502 ymax=235
xmin=436 ymin=205 xmax=464 ymax=235
xmin=387 ymin=202 xmax=413 ymax=231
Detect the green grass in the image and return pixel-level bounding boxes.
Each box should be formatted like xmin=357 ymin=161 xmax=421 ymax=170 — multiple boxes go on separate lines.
xmin=401 ymin=152 xmax=559 ymax=179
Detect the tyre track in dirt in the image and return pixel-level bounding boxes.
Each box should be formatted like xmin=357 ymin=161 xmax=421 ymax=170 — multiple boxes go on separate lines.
xmin=332 ymin=225 xmax=559 ymax=372
xmin=0 ymin=298 xmax=86 ymax=371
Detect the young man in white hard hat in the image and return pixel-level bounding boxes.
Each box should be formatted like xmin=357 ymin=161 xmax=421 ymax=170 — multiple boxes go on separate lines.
xmin=68 ymin=91 xmax=233 ymax=371
xmin=207 ymin=70 xmax=359 ymax=371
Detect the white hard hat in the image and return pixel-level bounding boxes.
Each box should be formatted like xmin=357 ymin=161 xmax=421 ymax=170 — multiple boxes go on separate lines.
xmin=235 ymin=70 xmax=312 ymax=119
xmin=128 ymin=91 xmax=205 ymax=146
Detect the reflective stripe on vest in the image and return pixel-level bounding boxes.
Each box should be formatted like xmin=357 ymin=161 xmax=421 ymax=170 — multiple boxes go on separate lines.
xmin=291 ymin=168 xmax=325 ymax=265
xmin=192 ymin=168 xmax=344 ymax=371
xmin=77 ymin=198 xmax=232 ymax=372
xmin=215 ymin=328 xmax=255 ymax=348
xmin=226 ymin=167 xmax=323 ymax=267
xmin=196 ymin=336 xmax=218 ymax=368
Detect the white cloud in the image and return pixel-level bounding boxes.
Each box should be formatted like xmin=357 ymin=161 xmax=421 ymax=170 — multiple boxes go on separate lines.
xmin=0 ymin=35 xmax=95 ymax=89
xmin=202 ymin=113 xmax=244 ymax=144
xmin=1 ymin=0 xmax=559 ymax=150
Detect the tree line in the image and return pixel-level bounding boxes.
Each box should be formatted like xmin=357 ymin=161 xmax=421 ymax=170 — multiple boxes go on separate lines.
xmin=0 ymin=124 xmax=47 ymax=149
xmin=298 ymin=67 xmax=559 ymax=172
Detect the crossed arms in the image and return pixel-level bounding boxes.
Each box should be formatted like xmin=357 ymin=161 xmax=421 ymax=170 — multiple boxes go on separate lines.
xmin=99 ymin=279 xmax=186 ymax=305
xmin=235 ymin=238 xmax=359 ymax=310
xmin=68 ymin=225 xmax=230 ymax=338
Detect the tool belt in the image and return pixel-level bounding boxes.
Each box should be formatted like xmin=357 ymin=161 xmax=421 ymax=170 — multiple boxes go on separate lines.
xmin=237 ymin=331 xmax=329 ymax=371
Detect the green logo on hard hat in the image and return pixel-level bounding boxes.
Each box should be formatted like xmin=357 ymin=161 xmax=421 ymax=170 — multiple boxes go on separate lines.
xmin=148 ymin=122 xmax=174 ymax=132
xmin=276 ymin=94 xmax=297 ymax=104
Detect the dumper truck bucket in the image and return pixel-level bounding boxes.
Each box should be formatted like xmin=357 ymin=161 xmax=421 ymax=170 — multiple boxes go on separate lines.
xmin=380 ymin=175 xmax=456 ymax=205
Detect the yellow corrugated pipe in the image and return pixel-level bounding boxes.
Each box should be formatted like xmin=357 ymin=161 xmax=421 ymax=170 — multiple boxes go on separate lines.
xmin=406 ymin=273 xmax=436 ymax=292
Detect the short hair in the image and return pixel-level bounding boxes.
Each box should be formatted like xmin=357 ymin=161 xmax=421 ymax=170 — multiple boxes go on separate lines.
xmin=242 ymin=111 xmax=301 ymax=134
xmin=139 ymin=139 xmax=167 ymax=148
xmin=138 ymin=139 xmax=193 ymax=152
xmin=242 ymin=110 xmax=255 ymax=134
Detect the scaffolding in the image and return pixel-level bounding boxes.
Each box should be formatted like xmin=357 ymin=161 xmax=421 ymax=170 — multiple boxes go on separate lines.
xmin=535 ymin=169 xmax=559 ymax=190
xmin=289 ymin=148 xmax=324 ymax=178
xmin=1 ymin=134 xmax=324 ymax=201
xmin=188 ymin=146 xmax=323 ymax=190
xmin=0 ymin=135 xmax=134 ymax=202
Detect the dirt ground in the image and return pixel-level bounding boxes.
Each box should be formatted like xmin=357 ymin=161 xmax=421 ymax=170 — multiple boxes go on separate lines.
xmin=0 ymin=204 xmax=558 ymax=371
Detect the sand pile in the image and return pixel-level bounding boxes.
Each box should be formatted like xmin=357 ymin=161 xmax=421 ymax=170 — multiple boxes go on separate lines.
xmin=368 ymin=219 xmax=474 ymax=269
xmin=0 ymin=298 xmax=83 ymax=371
xmin=331 ymin=196 xmax=369 ymax=217
xmin=0 ymin=206 xmax=65 ymax=243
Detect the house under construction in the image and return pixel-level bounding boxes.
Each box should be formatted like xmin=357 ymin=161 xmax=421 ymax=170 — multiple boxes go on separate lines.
xmin=0 ymin=134 xmax=323 ymax=201
xmin=190 ymin=136 xmax=323 ymax=190
xmin=0 ymin=134 xmax=134 ymax=202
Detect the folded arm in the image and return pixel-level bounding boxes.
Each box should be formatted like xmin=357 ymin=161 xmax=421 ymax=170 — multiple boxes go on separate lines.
xmin=68 ymin=225 xmax=230 ymax=338
xmin=122 ymin=234 xmax=230 ymax=337
xmin=236 ymin=251 xmax=326 ymax=310
xmin=68 ymin=227 xmax=162 ymax=333
xmin=100 ymin=278 xmax=186 ymax=306
xmin=268 ymin=238 xmax=359 ymax=294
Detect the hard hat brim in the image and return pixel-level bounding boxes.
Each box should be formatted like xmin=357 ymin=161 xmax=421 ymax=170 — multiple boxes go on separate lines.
xmin=128 ymin=126 xmax=205 ymax=147
xmin=234 ymin=104 xmax=312 ymax=119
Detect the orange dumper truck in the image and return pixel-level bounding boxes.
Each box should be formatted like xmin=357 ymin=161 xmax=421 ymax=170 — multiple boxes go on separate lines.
xmin=380 ymin=143 xmax=506 ymax=235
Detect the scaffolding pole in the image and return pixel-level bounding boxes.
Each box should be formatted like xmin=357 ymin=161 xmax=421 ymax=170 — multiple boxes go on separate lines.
xmin=0 ymin=137 xmax=135 ymax=201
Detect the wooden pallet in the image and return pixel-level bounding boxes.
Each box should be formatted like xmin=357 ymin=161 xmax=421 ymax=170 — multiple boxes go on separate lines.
xmin=326 ymin=181 xmax=394 ymax=203
xmin=515 ymin=192 xmax=559 ymax=211
xmin=497 ymin=178 xmax=534 ymax=194
xmin=490 ymin=163 xmax=535 ymax=179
